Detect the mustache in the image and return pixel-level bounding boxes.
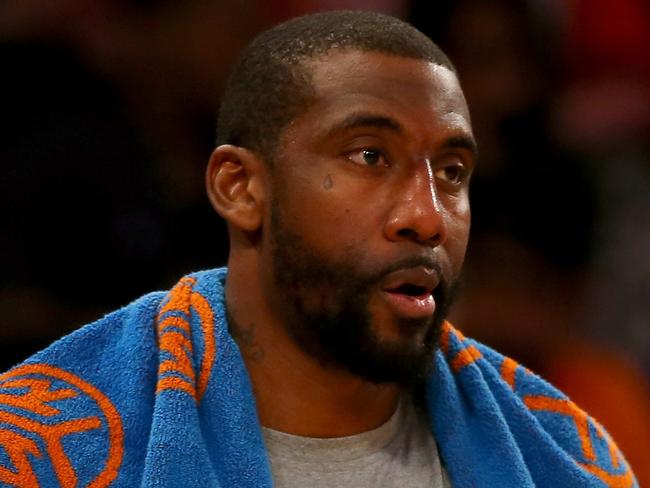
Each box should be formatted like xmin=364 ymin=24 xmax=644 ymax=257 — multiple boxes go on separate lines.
xmin=366 ymin=255 xmax=444 ymax=285
xmin=366 ymin=255 xmax=457 ymax=313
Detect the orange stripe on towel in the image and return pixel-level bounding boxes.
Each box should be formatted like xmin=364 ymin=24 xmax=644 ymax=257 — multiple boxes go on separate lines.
xmin=156 ymin=376 xmax=196 ymax=397
xmin=190 ymin=291 xmax=216 ymax=402
xmin=451 ymin=345 xmax=483 ymax=373
xmin=154 ymin=277 xmax=217 ymax=403
xmin=159 ymin=331 xmax=196 ymax=382
xmin=439 ymin=322 xmax=452 ymax=354
xmin=157 ymin=277 xmax=197 ymax=320
xmin=578 ymin=462 xmax=634 ymax=488
xmin=524 ymin=395 xmax=595 ymax=462
xmin=500 ymin=357 xmax=519 ymax=390
xmin=439 ymin=323 xmax=481 ymax=373
xmin=593 ymin=419 xmax=622 ymax=470
xmin=159 ymin=316 xmax=191 ymax=334
xmin=440 ymin=322 xmax=466 ymax=353
xmin=525 ymin=394 xmax=635 ymax=485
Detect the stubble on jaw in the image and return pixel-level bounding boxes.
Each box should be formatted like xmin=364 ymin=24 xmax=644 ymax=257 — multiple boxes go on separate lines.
xmin=265 ymin=198 xmax=459 ymax=386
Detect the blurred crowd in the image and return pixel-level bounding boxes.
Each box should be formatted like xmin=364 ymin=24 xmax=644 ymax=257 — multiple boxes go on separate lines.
xmin=1 ymin=0 xmax=649 ymax=480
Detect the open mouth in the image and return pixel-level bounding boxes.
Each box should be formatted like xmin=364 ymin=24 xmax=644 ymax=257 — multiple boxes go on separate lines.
xmin=379 ymin=266 xmax=439 ymax=319
xmin=387 ymin=283 xmax=431 ymax=299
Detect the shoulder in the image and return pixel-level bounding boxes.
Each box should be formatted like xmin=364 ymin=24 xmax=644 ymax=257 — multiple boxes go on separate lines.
xmin=429 ymin=322 xmax=637 ymax=487
xmin=0 ymin=268 xmax=229 ymax=486
xmin=0 ymin=289 xmax=166 ymax=486
xmin=8 ymin=290 xmax=166 ymax=373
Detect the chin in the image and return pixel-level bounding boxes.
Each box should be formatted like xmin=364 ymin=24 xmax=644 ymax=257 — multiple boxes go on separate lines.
xmin=340 ymin=316 xmax=442 ymax=386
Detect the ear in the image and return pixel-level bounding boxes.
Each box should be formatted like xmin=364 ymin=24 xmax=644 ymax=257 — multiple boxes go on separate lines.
xmin=206 ymin=144 xmax=267 ymax=232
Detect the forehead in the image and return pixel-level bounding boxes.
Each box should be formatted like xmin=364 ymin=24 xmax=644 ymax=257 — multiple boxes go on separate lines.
xmin=299 ymin=49 xmax=472 ymax=137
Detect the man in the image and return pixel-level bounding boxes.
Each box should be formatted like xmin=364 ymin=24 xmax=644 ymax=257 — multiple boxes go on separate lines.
xmin=0 ymin=11 xmax=637 ymax=487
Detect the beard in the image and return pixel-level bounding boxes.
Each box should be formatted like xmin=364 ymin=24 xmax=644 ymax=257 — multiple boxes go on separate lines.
xmin=269 ymin=202 xmax=459 ymax=386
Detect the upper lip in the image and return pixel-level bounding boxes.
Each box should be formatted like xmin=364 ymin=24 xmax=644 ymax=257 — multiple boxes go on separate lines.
xmin=380 ymin=266 xmax=440 ymax=295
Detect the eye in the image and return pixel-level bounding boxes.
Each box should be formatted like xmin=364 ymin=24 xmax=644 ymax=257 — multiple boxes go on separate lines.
xmin=434 ymin=163 xmax=466 ymax=184
xmin=348 ymin=149 xmax=387 ymax=167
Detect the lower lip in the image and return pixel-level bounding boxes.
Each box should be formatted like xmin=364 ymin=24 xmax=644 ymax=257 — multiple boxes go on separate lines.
xmin=381 ymin=291 xmax=436 ymax=319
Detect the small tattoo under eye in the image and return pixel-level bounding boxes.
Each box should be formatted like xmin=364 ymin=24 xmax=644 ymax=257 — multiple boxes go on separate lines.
xmin=323 ymin=174 xmax=333 ymax=190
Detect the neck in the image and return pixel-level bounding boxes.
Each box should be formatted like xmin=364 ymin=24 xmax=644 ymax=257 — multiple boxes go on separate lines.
xmin=225 ymin=249 xmax=400 ymax=438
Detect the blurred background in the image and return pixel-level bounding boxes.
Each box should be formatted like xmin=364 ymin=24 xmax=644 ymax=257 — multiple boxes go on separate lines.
xmin=1 ymin=0 xmax=649 ymax=480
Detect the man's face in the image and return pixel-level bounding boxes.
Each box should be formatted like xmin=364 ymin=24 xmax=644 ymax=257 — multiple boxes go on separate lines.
xmin=263 ymin=50 xmax=476 ymax=385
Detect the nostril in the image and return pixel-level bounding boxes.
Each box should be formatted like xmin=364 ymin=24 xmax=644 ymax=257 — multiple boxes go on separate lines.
xmin=396 ymin=227 xmax=441 ymax=245
xmin=397 ymin=228 xmax=417 ymax=239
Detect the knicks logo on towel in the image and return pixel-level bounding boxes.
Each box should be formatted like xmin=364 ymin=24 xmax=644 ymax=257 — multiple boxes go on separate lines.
xmin=0 ymin=364 xmax=123 ymax=487
xmin=155 ymin=276 xmax=217 ymax=403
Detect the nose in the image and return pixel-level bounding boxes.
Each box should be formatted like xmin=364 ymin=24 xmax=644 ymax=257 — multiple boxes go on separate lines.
xmin=384 ymin=162 xmax=448 ymax=247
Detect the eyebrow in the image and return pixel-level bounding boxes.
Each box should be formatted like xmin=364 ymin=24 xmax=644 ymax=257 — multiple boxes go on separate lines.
xmin=326 ymin=112 xmax=478 ymax=159
xmin=326 ymin=113 xmax=403 ymax=138
xmin=441 ymin=135 xmax=479 ymax=160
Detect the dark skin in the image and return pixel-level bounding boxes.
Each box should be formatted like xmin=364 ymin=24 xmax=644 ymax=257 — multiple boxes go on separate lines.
xmin=206 ymin=50 xmax=476 ymax=437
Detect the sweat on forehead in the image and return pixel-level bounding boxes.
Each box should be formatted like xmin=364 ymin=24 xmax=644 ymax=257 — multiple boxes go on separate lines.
xmin=216 ymin=10 xmax=456 ymax=164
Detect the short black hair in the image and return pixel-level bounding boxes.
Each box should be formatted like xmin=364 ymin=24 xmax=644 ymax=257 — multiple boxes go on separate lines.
xmin=216 ymin=10 xmax=455 ymax=163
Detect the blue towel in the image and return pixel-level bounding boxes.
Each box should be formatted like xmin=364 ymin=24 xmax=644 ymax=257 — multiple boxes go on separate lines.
xmin=0 ymin=268 xmax=637 ymax=487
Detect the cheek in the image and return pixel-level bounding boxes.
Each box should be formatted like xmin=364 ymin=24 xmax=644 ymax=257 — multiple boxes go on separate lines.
xmin=286 ymin=173 xmax=377 ymax=233
xmin=445 ymin=200 xmax=471 ymax=272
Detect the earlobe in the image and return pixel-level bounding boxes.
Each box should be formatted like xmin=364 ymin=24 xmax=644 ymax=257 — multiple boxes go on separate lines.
xmin=206 ymin=145 xmax=266 ymax=232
